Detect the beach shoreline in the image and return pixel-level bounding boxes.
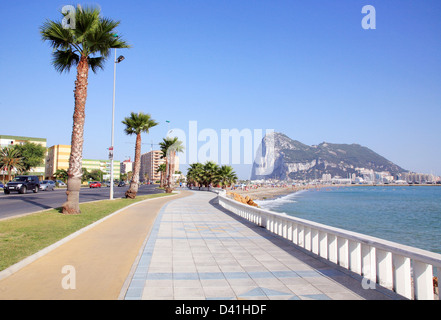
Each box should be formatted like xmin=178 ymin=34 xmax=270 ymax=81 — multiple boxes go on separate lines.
xmin=229 ymin=185 xmax=328 ymax=201
xmin=226 ymin=183 xmax=440 ymax=202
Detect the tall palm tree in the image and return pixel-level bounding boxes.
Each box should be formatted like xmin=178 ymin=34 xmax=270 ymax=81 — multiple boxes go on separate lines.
xmin=0 ymin=147 xmax=24 ymax=183
xmin=41 ymin=5 xmax=129 ymax=214
xmin=122 ymin=112 xmax=158 ymax=198
xmin=159 ymin=137 xmax=184 ymax=193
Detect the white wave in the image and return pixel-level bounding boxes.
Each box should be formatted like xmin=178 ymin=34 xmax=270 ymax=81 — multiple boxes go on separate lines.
xmin=255 ymin=189 xmax=308 ymax=210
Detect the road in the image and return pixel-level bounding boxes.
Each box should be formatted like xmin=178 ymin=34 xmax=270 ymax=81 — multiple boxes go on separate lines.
xmin=0 ymin=184 xmax=164 ymax=220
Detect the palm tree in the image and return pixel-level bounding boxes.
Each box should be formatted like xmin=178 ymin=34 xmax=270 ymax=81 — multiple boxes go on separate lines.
xmin=41 ymin=5 xmax=129 ymax=214
xmin=0 ymin=147 xmax=24 ymax=183
xmin=186 ymin=163 xmax=204 ymax=189
xmin=217 ymin=165 xmax=238 ymax=189
xmin=156 ymin=163 xmax=166 ymax=188
xmin=54 ymin=169 xmax=69 ymax=182
xmin=122 ymin=112 xmax=158 ymax=198
xmin=159 ymin=137 xmax=184 ymax=193
xmin=202 ymin=161 xmax=220 ymax=189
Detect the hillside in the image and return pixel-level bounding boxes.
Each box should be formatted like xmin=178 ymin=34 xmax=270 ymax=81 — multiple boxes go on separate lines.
xmin=251 ymin=132 xmax=406 ymax=180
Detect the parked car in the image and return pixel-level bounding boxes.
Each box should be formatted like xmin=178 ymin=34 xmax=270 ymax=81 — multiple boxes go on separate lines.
xmin=0 ymin=182 xmax=4 ymax=189
xmin=118 ymin=181 xmax=126 ymax=187
xmin=40 ymin=180 xmax=56 ymax=191
xmin=56 ymin=180 xmax=66 ymax=187
xmin=4 ymin=176 xmax=40 ymax=194
xmin=89 ymin=181 xmax=101 ymax=188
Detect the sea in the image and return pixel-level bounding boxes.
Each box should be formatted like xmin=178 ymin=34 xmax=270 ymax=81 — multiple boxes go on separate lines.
xmin=255 ymin=186 xmax=441 ymax=255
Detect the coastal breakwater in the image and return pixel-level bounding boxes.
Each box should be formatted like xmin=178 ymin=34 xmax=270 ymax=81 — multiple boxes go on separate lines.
xmin=216 ymin=188 xmax=441 ymax=300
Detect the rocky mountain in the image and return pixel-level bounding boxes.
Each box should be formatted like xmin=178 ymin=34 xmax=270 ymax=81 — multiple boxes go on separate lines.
xmin=251 ymin=132 xmax=406 ymax=181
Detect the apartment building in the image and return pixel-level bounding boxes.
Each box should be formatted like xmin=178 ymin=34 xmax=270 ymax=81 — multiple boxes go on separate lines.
xmin=120 ymin=158 xmax=133 ymax=175
xmin=45 ymin=144 xmax=70 ymax=179
xmin=45 ymin=144 xmax=120 ymax=181
xmin=139 ymin=150 xmax=181 ymax=183
xmin=140 ymin=150 xmax=164 ymax=182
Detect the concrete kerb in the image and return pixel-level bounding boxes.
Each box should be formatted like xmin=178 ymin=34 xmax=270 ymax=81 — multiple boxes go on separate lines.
xmin=0 ymin=192 xmax=179 ymax=282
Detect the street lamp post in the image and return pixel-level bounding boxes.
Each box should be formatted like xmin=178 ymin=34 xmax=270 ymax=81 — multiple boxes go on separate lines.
xmin=110 ymin=48 xmax=125 ymax=200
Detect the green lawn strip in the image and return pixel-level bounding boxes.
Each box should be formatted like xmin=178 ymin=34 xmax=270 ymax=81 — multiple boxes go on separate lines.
xmin=0 ymin=193 xmax=173 ymax=271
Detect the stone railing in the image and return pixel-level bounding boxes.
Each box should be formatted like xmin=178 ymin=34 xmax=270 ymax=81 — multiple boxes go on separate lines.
xmin=218 ymin=193 xmax=440 ymax=300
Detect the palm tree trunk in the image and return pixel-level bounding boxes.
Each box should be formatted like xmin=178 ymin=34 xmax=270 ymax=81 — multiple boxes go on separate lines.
xmin=165 ymin=154 xmax=173 ymax=193
xmin=126 ymin=133 xmax=141 ymax=198
xmin=62 ymin=55 xmax=89 ymax=214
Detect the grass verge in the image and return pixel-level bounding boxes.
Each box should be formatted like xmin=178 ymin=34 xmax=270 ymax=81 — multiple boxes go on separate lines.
xmin=0 ymin=193 xmax=173 ymax=272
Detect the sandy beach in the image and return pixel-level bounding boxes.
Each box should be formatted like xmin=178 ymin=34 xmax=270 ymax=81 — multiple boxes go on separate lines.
xmin=229 ymin=185 xmax=301 ymax=200
xmin=228 ymin=184 xmax=337 ymax=201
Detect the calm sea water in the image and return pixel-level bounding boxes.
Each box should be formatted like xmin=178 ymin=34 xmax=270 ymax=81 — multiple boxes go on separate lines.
xmin=256 ymin=186 xmax=441 ymax=254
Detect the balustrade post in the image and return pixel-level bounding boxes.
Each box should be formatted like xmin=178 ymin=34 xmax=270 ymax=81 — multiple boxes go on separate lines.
xmin=298 ymin=226 xmax=304 ymax=248
xmin=304 ymin=227 xmax=311 ymax=251
xmin=319 ymin=231 xmax=328 ymax=259
xmin=349 ymin=241 xmax=361 ymax=275
xmin=337 ymin=237 xmax=349 ymax=269
xmin=287 ymin=222 xmax=293 ymax=241
xmin=413 ymin=261 xmax=434 ymax=300
xmin=311 ymin=229 xmax=319 ymax=255
xmin=328 ymin=234 xmax=338 ymax=264
xmin=361 ymin=245 xmax=376 ymax=285
xmin=392 ymin=254 xmax=412 ymax=299
xmin=376 ymin=249 xmax=393 ymax=290
xmin=292 ymin=224 xmax=298 ymax=245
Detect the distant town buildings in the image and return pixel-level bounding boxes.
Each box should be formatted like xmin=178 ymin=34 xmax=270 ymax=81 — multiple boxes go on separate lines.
xmin=318 ymin=168 xmax=440 ymax=185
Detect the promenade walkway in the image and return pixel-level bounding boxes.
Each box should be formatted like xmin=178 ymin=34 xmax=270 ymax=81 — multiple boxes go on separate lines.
xmin=124 ymin=190 xmax=399 ymax=300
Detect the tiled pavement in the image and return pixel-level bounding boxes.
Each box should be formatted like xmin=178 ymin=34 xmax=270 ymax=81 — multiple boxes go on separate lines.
xmin=124 ymin=191 xmax=398 ymax=300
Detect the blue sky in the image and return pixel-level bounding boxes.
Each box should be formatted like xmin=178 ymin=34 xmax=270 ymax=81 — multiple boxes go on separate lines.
xmin=1 ymin=0 xmax=440 ymax=178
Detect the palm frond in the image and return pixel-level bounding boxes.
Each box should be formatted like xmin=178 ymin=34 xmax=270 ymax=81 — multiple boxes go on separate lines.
xmin=88 ymin=56 xmax=106 ymax=73
xmin=73 ymin=5 xmax=101 ymax=44
xmin=122 ymin=112 xmax=159 ymax=136
xmin=52 ymin=49 xmax=80 ymax=73
xmin=41 ymin=5 xmax=130 ymax=74
xmin=40 ymin=20 xmax=76 ymax=51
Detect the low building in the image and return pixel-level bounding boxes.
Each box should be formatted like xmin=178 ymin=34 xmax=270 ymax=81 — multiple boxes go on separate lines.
xmin=0 ymin=135 xmax=47 ymax=178
xmin=82 ymin=159 xmax=121 ymax=181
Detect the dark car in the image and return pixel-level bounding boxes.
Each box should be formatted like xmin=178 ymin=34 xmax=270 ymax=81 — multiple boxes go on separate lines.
xmin=4 ymin=176 xmax=40 ymax=194
xmin=117 ymin=181 xmax=126 ymax=187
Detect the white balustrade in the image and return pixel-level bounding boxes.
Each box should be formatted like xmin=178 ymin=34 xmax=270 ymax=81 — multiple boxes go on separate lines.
xmin=218 ymin=194 xmax=441 ymax=300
